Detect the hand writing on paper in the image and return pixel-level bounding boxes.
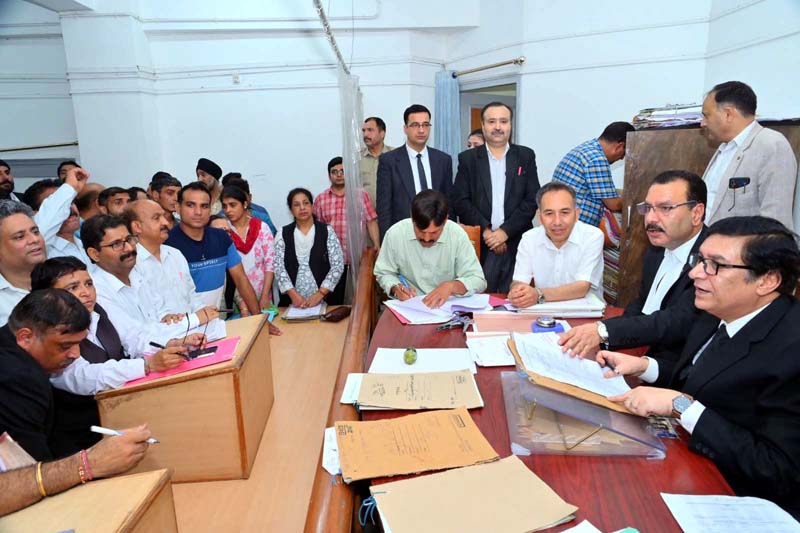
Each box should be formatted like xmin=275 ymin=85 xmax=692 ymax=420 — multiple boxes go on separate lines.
xmin=148 ymin=346 xmax=188 ymax=372
xmin=559 ymin=322 xmax=602 ymax=359
xmin=392 ymin=283 xmax=416 ymax=301
xmin=607 ymin=386 xmax=681 ymax=417
xmin=422 ymin=281 xmax=457 ymax=309
xmin=596 ymin=350 xmax=649 ymax=378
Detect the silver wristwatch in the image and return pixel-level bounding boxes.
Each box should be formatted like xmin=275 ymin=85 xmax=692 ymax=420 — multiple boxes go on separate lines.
xmin=597 ymin=321 xmax=609 ymax=349
xmin=535 ymin=287 xmax=546 ymax=305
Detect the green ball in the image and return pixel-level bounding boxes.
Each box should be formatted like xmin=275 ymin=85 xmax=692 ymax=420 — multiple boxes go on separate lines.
xmin=403 ymin=347 xmax=417 ymax=365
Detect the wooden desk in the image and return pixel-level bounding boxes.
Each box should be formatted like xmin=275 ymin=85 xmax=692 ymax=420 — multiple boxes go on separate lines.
xmin=0 ymin=469 xmax=177 ymax=533
xmin=362 ymin=309 xmax=734 ymax=533
xmin=96 ymin=315 xmax=274 ymax=483
xmin=171 ymin=316 xmax=349 ymax=532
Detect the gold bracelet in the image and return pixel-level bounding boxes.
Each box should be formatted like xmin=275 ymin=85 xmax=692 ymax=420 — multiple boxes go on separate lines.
xmin=36 ymin=461 xmax=48 ymax=497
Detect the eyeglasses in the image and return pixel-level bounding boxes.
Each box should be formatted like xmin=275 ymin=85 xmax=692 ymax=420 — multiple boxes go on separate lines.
xmin=407 ymin=122 xmax=432 ymax=130
xmin=98 ymin=234 xmax=138 ymax=252
xmin=635 ymin=201 xmax=697 ymax=216
xmin=329 ymin=169 xmax=345 ymax=176
xmin=687 ymin=253 xmax=754 ymax=276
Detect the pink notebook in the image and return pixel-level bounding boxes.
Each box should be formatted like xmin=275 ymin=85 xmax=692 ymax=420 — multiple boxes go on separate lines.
xmin=123 ymin=336 xmax=242 ymax=387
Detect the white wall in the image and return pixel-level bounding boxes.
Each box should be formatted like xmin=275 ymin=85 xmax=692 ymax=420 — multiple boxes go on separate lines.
xmin=1 ymin=0 xmax=798 ymax=222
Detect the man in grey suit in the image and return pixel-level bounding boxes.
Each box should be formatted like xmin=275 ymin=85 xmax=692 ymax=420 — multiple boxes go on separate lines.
xmin=376 ymin=104 xmax=453 ymax=239
xmin=700 ymin=80 xmax=797 ymax=230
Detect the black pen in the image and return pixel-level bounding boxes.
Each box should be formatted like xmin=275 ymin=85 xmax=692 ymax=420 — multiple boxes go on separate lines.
xmin=149 ymin=341 xmax=190 ymax=361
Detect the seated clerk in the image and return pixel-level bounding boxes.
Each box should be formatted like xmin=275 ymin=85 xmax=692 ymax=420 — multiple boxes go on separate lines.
xmin=598 ymin=216 xmax=800 ymax=518
xmin=0 ymin=289 xmax=157 ymax=461
xmin=507 ymin=182 xmax=604 ymax=308
xmin=273 ymin=188 xmax=345 ymax=308
xmin=373 ymin=190 xmax=487 ymax=309
xmin=30 ymin=257 xmax=196 ymax=456
xmin=81 ymin=214 xmax=214 ymax=355
xmin=0 ymin=423 xmax=151 ymax=518
xmin=559 ymin=170 xmax=708 ymax=361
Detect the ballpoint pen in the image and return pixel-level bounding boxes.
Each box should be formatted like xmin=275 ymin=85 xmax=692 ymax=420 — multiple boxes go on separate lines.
xmin=90 ymin=425 xmax=160 ymax=444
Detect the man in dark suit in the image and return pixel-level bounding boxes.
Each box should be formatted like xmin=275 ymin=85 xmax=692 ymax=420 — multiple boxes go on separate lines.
xmin=450 ymin=101 xmax=539 ymax=292
xmin=376 ymin=104 xmax=453 ymax=239
xmin=560 ymin=170 xmax=708 ymax=361
xmin=598 ymin=216 xmax=800 ymax=517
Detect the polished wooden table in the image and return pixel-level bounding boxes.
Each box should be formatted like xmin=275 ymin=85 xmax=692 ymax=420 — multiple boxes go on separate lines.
xmin=363 ymin=308 xmax=734 ymax=533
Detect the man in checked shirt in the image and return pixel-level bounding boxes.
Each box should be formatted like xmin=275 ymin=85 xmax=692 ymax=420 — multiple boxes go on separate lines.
xmin=313 ymin=157 xmax=380 ymax=302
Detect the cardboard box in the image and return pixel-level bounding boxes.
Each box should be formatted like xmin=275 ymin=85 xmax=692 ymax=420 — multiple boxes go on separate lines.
xmin=96 ymin=315 xmax=273 ymax=483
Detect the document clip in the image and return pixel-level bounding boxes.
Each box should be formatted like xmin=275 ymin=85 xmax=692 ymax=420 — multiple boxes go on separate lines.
xmin=186 ymin=345 xmax=218 ymax=360
xmin=501 ymin=371 xmax=666 ymax=458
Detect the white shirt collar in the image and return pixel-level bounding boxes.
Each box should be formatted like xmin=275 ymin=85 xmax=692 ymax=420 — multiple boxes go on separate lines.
xmin=720 ymin=120 xmax=757 ymax=152
xmin=665 ymin=228 xmax=702 ymax=265
xmin=405 ymin=144 xmax=428 ymax=158
xmin=487 ymin=143 xmax=510 ymax=161
xmin=89 ymin=310 xmax=100 ymax=336
xmin=0 ymin=270 xmax=29 ymax=294
xmin=92 ymin=266 xmax=128 ymax=293
xmin=723 ymin=301 xmax=771 ymax=338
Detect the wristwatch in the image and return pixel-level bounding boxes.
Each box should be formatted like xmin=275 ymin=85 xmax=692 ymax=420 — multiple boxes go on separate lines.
xmin=597 ymin=321 xmax=609 ymax=349
xmin=671 ymin=394 xmax=694 ymax=418
xmin=535 ymin=287 xmax=546 ymax=305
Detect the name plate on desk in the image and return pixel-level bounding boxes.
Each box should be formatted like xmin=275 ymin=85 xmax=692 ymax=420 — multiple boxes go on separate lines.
xmin=95 ymin=315 xmax=274 ymax=483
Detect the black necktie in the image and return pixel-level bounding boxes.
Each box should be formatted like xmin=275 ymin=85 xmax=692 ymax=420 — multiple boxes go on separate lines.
xmin=416 ymin=153 xmax=429 ymax=190
xmin=678 ymin=324 xmax=729 ymax=383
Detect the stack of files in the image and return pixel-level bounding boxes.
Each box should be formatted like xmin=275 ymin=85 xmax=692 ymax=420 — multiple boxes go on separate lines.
xmin=384 ymin=294 xmax=490 ymax=324
xmin=369 ymin=455 xmax=577 ymax=533
xmin=506 ymin=293 xmax=606 ymax=317
xmin=339 ymin=369 xmax=484 ymax=410
xmin=632 ymin=103 xmax=702 ymax=129
xmin=510 ymin=332 xmax=631 ymax=414
xmin=282 ymin=302 xmax=327 ymax=321
xmin=368 ymin=347 xmax=477 ymax=374
xmin=335 ymin=407 xmax=499 ymax=482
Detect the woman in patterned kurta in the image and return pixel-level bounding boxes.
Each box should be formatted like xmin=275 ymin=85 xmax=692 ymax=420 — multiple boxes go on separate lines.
xmin=220 ymin=186 xmax=275 ymax=314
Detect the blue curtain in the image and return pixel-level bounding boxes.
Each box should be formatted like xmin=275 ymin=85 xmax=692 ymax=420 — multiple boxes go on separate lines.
xmin=434 ymin=70 xmax=461 ymax=176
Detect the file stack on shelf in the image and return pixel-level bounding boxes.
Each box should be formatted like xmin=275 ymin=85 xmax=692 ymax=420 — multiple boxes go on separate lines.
xmin=632 ymin=103 xmax=702 ymax=129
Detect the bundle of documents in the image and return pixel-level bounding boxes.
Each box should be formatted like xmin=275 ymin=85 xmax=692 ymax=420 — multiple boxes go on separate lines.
xmin=370 ymin=455 xmax=577 ymax=533
xmin=465 ymin=333 xmax=515 ymax=367
xmin=661 ymin=493 xmax=800 ymax=533
xmin=282 ymin=302 xmax=327 ymax=321
xmin=507 ymin=294 xmax=606 ymax=318
xmin=340 ymin=370 xmax=484 ymax=410
xmin=368 ymin=347 xmax=476 ymax=374
xmin=632 ymin=103 xmax=702 ymax=129
xmin=335 ymin=407 xmax=498 ymax=482
xmin=384 ymin=294 xmax=490 ymax=324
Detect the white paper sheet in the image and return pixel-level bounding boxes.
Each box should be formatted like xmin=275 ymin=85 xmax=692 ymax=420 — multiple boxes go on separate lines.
xmin=340 ymin=373 xmax=364 ymax=404
xmin=284 ymin=303 xmax=325 ymax=319
xmin=322 ymin=427 xmax=341 ymax=476
xmin=506 ymin=294 xmax=606 ymax=317
xmin=513 ymin=332 xmax=630 ymax=397
xmin=561 ymin=520 xmax=603 ymax=533
xmin=384 ymin=294 xmax=491 ymax=324
xmin=661 ymin=493 xmax=800 ymax=533
xmin=466 ymin=335 xmax=515 ymax=367
xmin=368 ymin=348 xmax=477 ymax=375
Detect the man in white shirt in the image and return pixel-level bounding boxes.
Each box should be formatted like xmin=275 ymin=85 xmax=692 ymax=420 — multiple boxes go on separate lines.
xmin=81 ymin=214 xmax=224 ymax=356
xmin=0 ymin=201 xmax=46 ymax=324
xmin=597 ymin=216 xmax=800 ymax=518
xmin=560 ymin=171 xmax=708 ymax=361
xmin=508 ymin=182 xmax=604 ymax=307
xmin=700 ymin=80 xmax=797 ymax=229
xmin=126 ymin=199 xmax=217 ymax=320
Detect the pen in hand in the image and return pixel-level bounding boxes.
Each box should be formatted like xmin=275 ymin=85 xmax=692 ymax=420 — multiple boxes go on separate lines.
xmin=90 ymin=425 xmax=160 ymax=444
xmin=149 ymin=341 xmax=190 ymax=361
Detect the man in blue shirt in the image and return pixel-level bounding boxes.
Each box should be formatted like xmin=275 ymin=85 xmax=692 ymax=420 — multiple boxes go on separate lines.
xmin=165 ymin=182 xmax=262 ymax=315
xmin=552 ymin=121 xmax=634 ymax=226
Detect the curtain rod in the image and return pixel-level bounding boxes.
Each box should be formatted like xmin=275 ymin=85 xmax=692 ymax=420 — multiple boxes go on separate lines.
xmin=0 ymin=141 xmax=78 ymax=153
xmin=452 ymin=57 xmax=526 ymax=78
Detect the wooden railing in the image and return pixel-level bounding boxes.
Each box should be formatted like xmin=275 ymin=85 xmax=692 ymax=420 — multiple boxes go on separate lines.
xmin=304 ymin=247 xmax=377 ymax=533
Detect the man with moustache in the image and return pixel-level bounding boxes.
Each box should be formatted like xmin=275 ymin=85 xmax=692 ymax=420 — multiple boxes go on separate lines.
xmin=0 ymin=289 xmax=157 ymax=465
xmin=451 ymin=101 xmax=540 ymax=293
xmin=196 ymin=157 xmax=224 ymax=214
xmin=0 ymin=202 xmax=47 ymax=325
xmin=596 ymin=216 xmax=800 ymax=518
xmin=559 ymin=171 xmax=708 ymax=361
xmin=165 ymin=182 xmax=262 ymax=317
xmin=1 ymin=162 xmax=89 ymax=244
xmin=82 ymin=214 xmax=217 ymax=355
xmin=360 ymin=116 xmax=393 ymax=208
xmin=21 ymin=179 xmax=90 ymax=264
xmin=127 ymin=199 xmax=219 ymax=324
xmin=507 ymin=182 xmax=604 ymax=308
xmin=148 ymin=173 xmax=182 ymax=229
xmin=30 ymin=257 xmax=191 ymax=456
xmin=377 ymin=105 xmax=453 ymax=239
xmin=374 ymin=190 xmax=486 ymax=308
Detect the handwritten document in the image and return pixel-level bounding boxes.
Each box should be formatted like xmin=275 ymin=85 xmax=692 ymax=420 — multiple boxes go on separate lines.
xmin=513 ymin=332 xmax=630 ymax=397
xmin=466 ymin=334 xmax=515 ymax=367
xmin=356 ymin=370 xmax=483 ymax=410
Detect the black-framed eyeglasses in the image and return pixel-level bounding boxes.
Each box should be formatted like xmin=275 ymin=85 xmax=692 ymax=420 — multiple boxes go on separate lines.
xmin=635 ymin=201 xmax=697 ymax=216
xmin=98 ymin=234 xmax=138 ymax=252
xmin=688 ymin=253 xmax=754 ymax=276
